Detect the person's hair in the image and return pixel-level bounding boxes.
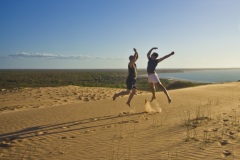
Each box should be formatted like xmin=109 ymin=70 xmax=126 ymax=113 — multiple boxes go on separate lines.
xmin=152 ymin=52 xmax=158 ymax=58
xmin=129 ymin=55 xmax=134 ymax=60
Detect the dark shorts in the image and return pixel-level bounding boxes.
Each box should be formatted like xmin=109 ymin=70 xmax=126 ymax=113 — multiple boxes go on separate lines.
xmin=126 ymin=78 xmax=136 ymax=90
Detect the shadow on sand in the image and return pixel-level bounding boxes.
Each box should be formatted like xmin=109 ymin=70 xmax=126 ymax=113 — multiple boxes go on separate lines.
xmin=0 ymin=111 xmax=147 ymax=142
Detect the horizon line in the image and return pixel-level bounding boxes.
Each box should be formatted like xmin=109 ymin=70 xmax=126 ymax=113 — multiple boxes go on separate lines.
xmin=1 ymin=67 xmax=240 ymax=70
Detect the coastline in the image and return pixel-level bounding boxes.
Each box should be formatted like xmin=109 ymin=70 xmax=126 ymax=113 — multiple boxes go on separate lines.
xmin=139 ymin=68 xmax=240 ymax=83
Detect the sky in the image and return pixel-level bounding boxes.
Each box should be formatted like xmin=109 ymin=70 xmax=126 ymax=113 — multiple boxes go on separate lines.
xmin=0 ymin=0 xmax=240 ymax=69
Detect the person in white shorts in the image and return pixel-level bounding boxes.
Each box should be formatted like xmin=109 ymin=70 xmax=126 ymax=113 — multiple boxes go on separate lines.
xmin=147 ymin=47 xmax=175 ymax=103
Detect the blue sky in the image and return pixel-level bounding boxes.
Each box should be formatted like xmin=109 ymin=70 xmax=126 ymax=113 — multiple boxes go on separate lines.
xmin=0 ymin=0 xmax=240 ymax=69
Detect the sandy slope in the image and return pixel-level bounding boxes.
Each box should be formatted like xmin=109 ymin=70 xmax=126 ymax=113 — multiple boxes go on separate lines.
xmin=0 ymin=82 xmax=240 ymax=160
xmin=0 ymin=86 xmax=147 ymax=112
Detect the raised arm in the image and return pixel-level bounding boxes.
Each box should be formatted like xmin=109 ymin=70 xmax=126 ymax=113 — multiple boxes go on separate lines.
xmin=157 ymin=51 xmax=175 ymax=63
xmin=133 ymin=48 xmax=138 ymax=61
xmin=147 ymin=47 xmax=158 ymax=59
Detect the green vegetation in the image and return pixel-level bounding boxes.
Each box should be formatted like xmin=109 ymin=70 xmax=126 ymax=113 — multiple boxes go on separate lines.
xmin=0 ymin=69 xmax=207 ymax=91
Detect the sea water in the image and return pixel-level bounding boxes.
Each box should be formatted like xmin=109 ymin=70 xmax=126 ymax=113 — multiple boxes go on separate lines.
xmin=157 ymin=69 xmax=240 ymax=83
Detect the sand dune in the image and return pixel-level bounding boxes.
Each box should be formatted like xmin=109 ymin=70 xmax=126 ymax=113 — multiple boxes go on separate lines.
xmin=0 ymin=86 xmax=147 ymax=112
xmin=0 ymin=82 xmax=240 ymax=159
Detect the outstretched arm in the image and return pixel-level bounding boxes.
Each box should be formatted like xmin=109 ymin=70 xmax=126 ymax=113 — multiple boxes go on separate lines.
xmin=157 ymin=51 xmax=175 ymax=63
xmin=147 ymin=47 xmax=158 ymax=59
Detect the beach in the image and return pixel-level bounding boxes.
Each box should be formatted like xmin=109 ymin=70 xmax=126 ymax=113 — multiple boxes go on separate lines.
xmin=0 ymin=82 xmax=240 ymax=159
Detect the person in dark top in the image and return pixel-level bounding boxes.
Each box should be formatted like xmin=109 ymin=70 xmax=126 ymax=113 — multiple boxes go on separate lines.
xmin=113 ymin=48 xmax=138 ymax=107
xmin=147 ymin=47 xmax=175 ymax=103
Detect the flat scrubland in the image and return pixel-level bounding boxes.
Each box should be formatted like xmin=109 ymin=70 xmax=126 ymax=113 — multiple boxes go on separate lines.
xmin=0 ymin=69 xmax=207 ymax=91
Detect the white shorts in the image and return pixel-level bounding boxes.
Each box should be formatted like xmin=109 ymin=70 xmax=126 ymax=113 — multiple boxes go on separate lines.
xmin=148 ymin=73 xmax=161 ymax=84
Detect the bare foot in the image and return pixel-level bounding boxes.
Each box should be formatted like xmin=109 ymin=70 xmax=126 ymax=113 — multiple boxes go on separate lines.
xmin=150 ymin=97 xmax=156 ymax=102
xmin=126 ymin=102 xmax=131 ymax=108
xmin=168 ymin=98 xmax=172 ymax=103
xmin=113 ymin=94 xmax=117 ymax=101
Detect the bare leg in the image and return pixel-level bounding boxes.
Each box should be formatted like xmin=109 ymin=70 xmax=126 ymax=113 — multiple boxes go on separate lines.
xmin=126 ymin=89 xmax=136 ymax=107
xmin=149 ymin=83 xmax=156 ymax=102
xmin=113 ymin=90 xmax=130 ymax=100
xmin=156 ymin=82 xmax=171 ymax=103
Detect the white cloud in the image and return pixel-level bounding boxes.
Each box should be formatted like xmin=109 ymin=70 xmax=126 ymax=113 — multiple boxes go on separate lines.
xmin=8 ymin=52 xmax=124 ymax=60
xmin=9 ymin=52 xmax=57 ymax=58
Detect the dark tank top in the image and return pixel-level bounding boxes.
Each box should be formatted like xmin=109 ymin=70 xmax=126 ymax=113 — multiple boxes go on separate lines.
xmin=147 ymin=58 xmax=158 ymax=73
xmin=128 ymin=63 xmax=137 ymax=79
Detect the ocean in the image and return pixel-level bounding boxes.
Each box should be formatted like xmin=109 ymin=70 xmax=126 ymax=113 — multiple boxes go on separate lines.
xmin=155 ymin=68 xmax=240 ymax=83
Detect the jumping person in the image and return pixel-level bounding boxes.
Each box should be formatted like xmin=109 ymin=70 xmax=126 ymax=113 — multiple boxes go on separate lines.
xmin=147 ymin=47 xmax=175 ymax=103
xmin=113 ymin=48 xmax=138 ymax=107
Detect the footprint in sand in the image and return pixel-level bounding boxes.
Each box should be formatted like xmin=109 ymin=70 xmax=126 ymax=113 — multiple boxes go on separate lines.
xmin=118 ymin=121 xmax=131 ymax=124
xmin=139 ymin=114 xmax=149 ymax=120
xmin=131 ymin=120 xmax=139 ymax=123
xmin=59 ymin=136 xmax=76 ymax=139
xmin=36 ymin=131 xmax=47 ymax=136
xmin=61 ymin=126 xmax=70 ymax=129
xmin=219 ymin=140 xmax=230 ymax=146
xmin=0 ymin=141 xmax=12 ymax=148
xmin=84 ymin=97 xmax=90 ymax=101
xmin=222 ymin=119 xmax=229 ymax=122
xmin=31 ymin=137 xmax=47 ymax=141
xmin=118 ymin=112 xmax=131 ymax=117
xmin=104 ymin=125 xmax=112 ymax=129
xmin=90 ymin=118 xmax=98 ymax=121
xmin=212 ymin=128 xmax=219 ymax=132
xmin=84 ymin=129 xmax=96 ymax=134
xmin=112 ymin=135 xmax=124 ymax=140
xmin=33 ymin=105 xmax=40 ymax=108
xmin=222 ymin=150 xmax=232 ymax=157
